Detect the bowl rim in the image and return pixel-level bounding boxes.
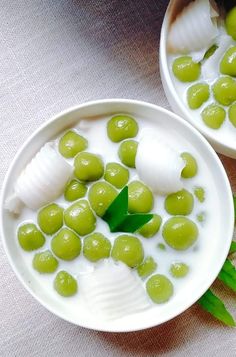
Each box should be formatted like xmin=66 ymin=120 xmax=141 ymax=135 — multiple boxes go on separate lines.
xmin=159 ymin=3 xmax=236 ymax=159
xmin=0 ymin=98 xmax=234 ymax=332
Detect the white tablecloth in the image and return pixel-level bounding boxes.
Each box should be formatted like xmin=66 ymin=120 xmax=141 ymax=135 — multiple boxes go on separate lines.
xmin=1 ymin=1 xmax=236 ymax=356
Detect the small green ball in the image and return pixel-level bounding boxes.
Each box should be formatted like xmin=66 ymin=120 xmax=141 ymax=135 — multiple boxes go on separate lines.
xmin=118 ymin=140 xmax=138 ymax=168
xmin=194 ymin=187 xmax=205 ymax=203
xmin=181 ymin=152 xmax=198 ymax=178
xmin=138 ymin=214 xmax=162 ymax=238
xmin=104 ymin=162 xmax=129 ymax=189
xmin=83 ymin=233 xmax=111 ymax=262
xmin=229 ymin=103 xmax=236 ymax=127
xmin=111 ymin=234 xmax=144 ymax=268
xmin=165 ymin=189 xmax=194 ymax=216
xmin=220 ymin=46 xmax=236 ymax=77
xmin=74 ymin=152 xmax=104 ymax=182
xmin=146 ymin=274 xmax=173 ymax=303
xmin=170 ymin=262 xmax=189 ymax=278
xmin=33 ymin=250 xmax=58 ymax=274
xmin=187 ymin=83 xmax=210 ymax=109
xmin=64 ymin=200 xmax=96 ymax=236
xmin=38 ymin=203 xmax=64 ymax=235
xmin=201 ymin=104 xmax=226 ymax=129
xmin=59 ymin=130 xmax=88 ymax=158
xmin=18 ymin=223 xmax=45 ymax=251
xmin=88 ymin=181 xmax=118 ymax=217
xmin=172 ymin=56 xmax=201 ymax=82
xmin=162 ymin=216 xmax=198 ymax=250
xmin=137 ymin=256 xmax=157 ymax=279
xmin=64 ymin=179 xmax=87 ymax=202
xmin=128 ymin=181 xmax=154 ymax=213
xmin=107 ymin=115 xmax=139 ymax=142
xmin=54 ymin=271 xmax=78 ymax=297
xmin=226 ymin=6 xmax=236 ymax=40
xmin=51 ymin=228 xmax=81 ymax=261
xmin=213 ymin=77 xmax=236 ymax=106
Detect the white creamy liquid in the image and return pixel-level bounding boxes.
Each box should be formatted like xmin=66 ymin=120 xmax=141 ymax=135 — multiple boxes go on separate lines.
xmin=12 ymin=115 xmax=217 ymax=323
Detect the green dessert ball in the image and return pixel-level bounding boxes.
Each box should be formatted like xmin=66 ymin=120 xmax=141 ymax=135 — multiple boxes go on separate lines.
xmin=33 ymin=250 xmax=58 ymax=273
xmin=226 ymin=6 xmax=236 ymax=40
xmin=229 ymin=103 xmax=236 ymax=127
xmin=18 ymin=223 xmax=45 ymax=251
xmin=220 ymin=46 xmax=236 ymax=77
xmin=88 ymin=181 xmax=118 ymax=217
xmin=118 ymin=140 xmax=138 ymax=168
xmin=38 ymin=203 xmax=63 ymax=235
xmin=146 ymin=274 xmax=173 ymax=303
xmin=172 ymin=56 xmax=201 ymax=82
xmin=128 ymin=181 xmax=154 ymax=213
xmin=194 ymin=187 xmax=205 ymax=203
xmin=104 ymin=162 xmax=129 ymax=188
xmin=201 ymin=104 xmax=226 ymax=129
xmin=187 ymin=83 xmax=210 ymax=109
xmin=162 ymin=216 xmax=198 ymax=250
xmin=165 ymin=189 xmax=194 ymax=216
xmin=138 ymin=214 xmax=162 ymax=238
xmin=64 ymin=179 xmax=87 ymax=201
xmin=107 ymin=115 xmax=138 ymax=142
xmin=64 ymin=199 xmax=96 ymax=236
xmin=170 ymin=262 xmax=189 ymax=278
xmin=59 ymin=130 xmax=88 ymax=158
xmin=111 ymin=234 xmax=144 ymax=268
xmin=181 ymin=152 xmax=198 ymax=178
xmin=51 ymin=228 xmax=81 ymax=261
xmin=74 ymin=152 xmax=104 ymax=182
xmin=83 ymin=233 xmax=111 ymax=262
xmin=212 ymin=77 xmax=236 ymax=106
xmin=137 ymin=256 xmax=157 ymax=279
xmin=54 ymin=271 xmax=78 ymax=297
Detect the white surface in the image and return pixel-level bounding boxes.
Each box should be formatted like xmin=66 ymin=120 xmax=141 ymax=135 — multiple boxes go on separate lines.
xmin=1 ymin=0 xmax=236 ymax=356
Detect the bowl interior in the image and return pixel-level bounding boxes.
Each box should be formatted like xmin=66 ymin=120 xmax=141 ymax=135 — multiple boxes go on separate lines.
xmin=0 ymin=99 xmax=234 ymax=332
xmin=159 ymin=2 xmax=236 ymax=159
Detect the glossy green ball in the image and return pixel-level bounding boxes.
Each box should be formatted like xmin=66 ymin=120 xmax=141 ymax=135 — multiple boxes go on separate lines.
xmin=83 ymin=233 xmax=111 ymax=262
xmin=107 ymin=115 xmax=138 ymax=142
xmin=18 ymin=223 xmax=45 ymax=251
xmin=137 ymin=256 xmax=157 ymax=279
xmin=118 ymin=140 xmax=138 ymax=168
xmin=201 ymin=104 xmax=226 ymax=129
xmin=187 ymin=83 xmax=210 ymax=109
xmin=170 ymin=262 xmax=189 ymax=278
xmin=111 ymin=235 xmax=144 ymax=268
xmin=220 ymin=46 xmax=236 ymax=77
xmin=88 ymin=181 xmax=118 ymax=217
xmin=104 ymin=162 xmax=129 ymax=188
xmin=54 ymin=271 xmax=78 ymax=297
xmin=172 ymin=56 xmax=201 ymax=82
xmin=59 ymin=130 xmax=88 ymax=158
xmin=51 ymin=228 xmax=81 ymax=261
xmin=226 ymin=6 xmax=236 ymax=40
xmin=229 ymin=103 xmax=236 ymax=127
xmin=33 ymin=250 xmax=58 ymax=274
xmin=64 ymin=179 xmax=87 ymax=201
xmin=213 ymin=77 xmax=236 ymax=106
xmin=138 ymin=214 xmax=162 ymax=238
xmin=181 ymin=152 xmax=198 ymax=178
xmin=146 ymin=274 xmax=173 ymax=303
xmin=128 ymin=181 xmax=154 ymax=213
xmin=64 ymin=200 xmax=96 ymax=236
xmin=165 ymin=189 xmax=194 ymax=216
xmin=38 ymin=203 xmax=63 ymax=235
xmin=162 ymin=216 xmax=198 ymax=250
xmin=74 ymin=152 xmax=104 ymax=182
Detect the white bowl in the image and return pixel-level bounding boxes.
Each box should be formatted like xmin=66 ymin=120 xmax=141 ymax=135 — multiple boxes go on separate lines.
xmin=0 ymin=99 xmax=234 ymax=332
xmin=160 ymin=1 xmax=236 ymax=159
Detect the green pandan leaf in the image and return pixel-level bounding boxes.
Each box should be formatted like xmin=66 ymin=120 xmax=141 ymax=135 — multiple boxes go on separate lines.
xmin=229 ymin=241 xmax=236 ymax=255
xmin=198 ymin=289 xmax=235 ymax=327
xmin=102 ymin=186 xmax=153 ymax=233
xmin=218 ymin=259 xmax=236 ymax=292
xmin=203 ymin=44 xmax=218 ymax=60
